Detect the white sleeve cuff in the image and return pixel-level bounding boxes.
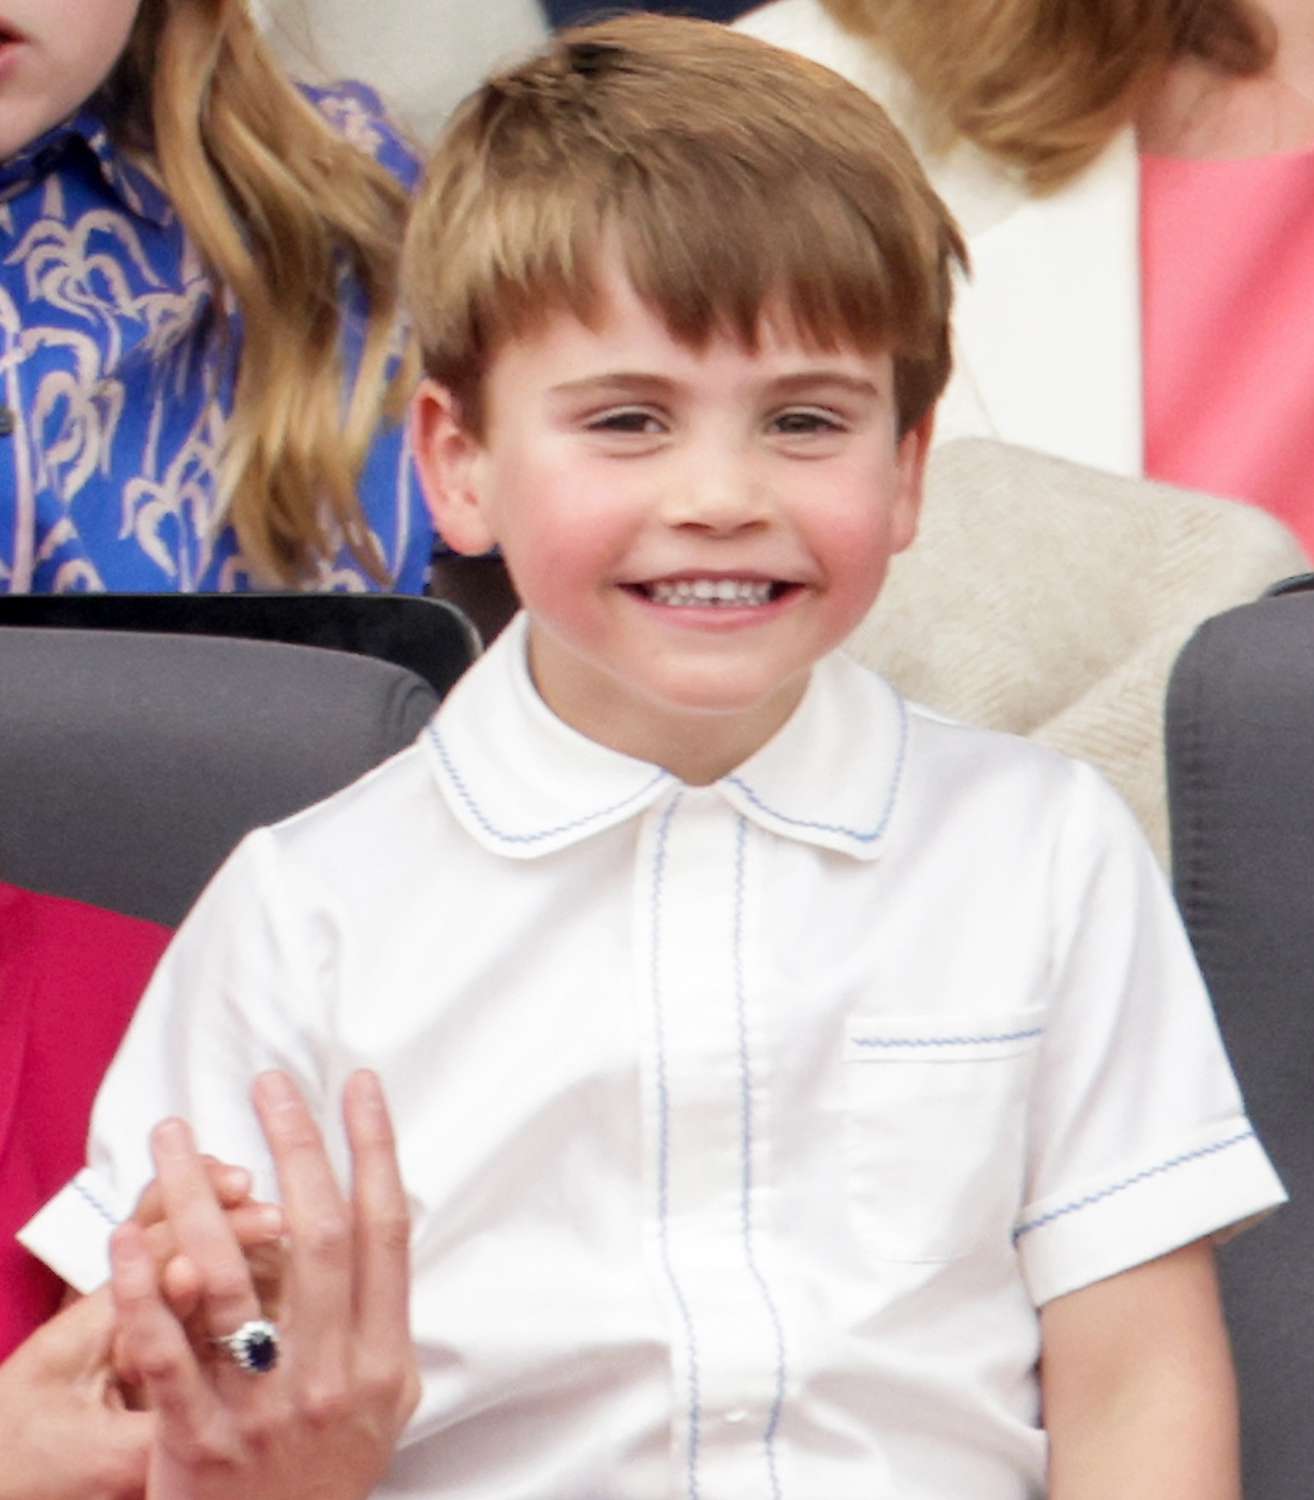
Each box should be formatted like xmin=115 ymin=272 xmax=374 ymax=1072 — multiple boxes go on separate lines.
xmin=1016 ymin=1116 xmax=1286 ymax=1306
xmin=17 ymin=1168 xmax=126 ymax=1294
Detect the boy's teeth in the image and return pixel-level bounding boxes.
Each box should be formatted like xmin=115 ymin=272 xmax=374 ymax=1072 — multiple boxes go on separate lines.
xmin=645 ymin=579 xmax=774 ymax=607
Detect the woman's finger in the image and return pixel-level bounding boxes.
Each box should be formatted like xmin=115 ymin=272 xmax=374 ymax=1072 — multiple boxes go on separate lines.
xmin=252 ymin=1071 xmax=353 ymax=1382
xmin=133 ymin=1157 xmax=254 ymax=1228
xmin=344 ymin=1070 xmax=412 ymax=1350
xmin=150 ymin=1117 xmax=263 ymax=1343
xmin=141 ymin=1201 xmax=285 ymax=1271
xmin=109 ymin=1222 xmax=235 ymax=1463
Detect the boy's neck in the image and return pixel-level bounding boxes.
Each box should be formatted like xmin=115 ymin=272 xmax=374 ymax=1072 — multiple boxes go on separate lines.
xmin=620 ymin=713 xmax=793 ymax=786
xmin=568 ymin=694 xmax=808 ymax=786
xmin=524 ymin=637 xmax=813 ymax=785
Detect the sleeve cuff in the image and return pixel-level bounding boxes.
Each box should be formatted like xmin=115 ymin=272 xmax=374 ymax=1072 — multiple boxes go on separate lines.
xmin=17 ymin=1169 xmax=126 ymax=1294
xmin=1016 ymin=1117 xmax=1287 ymax=1306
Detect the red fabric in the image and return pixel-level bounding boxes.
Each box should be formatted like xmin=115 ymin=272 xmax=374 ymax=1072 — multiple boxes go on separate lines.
xmin=0 ymin=884 xmax=170 ymax=1358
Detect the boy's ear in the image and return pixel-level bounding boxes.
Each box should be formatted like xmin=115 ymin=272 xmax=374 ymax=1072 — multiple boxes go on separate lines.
xmin=891 ymin=407 xmax=936 ymax=555
xmin=410 ymin=379 xmax=498 ymax=557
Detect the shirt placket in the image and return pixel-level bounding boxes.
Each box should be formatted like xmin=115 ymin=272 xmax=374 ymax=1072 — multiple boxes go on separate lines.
xmin=637 ymin=786 xmax=788 ymax=1500
xmin=0 ymin=305 xmax=36 ymax=591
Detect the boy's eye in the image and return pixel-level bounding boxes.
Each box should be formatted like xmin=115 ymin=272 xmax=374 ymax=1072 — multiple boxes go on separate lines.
xmin=769 ymin=408 xmax=845 ymax=436
xmin=586 ymin=408 xmax=665 ymax=435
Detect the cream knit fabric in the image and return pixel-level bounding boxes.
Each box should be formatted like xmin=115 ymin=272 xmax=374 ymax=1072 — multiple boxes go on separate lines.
xmin=847 ymin=439 xmax=1308 ymax=866
xmin=257 ymin=0 xmax=547 ymax=141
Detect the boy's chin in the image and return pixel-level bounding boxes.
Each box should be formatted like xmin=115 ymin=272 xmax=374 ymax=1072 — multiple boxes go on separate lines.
xmin=640 ymin=671 xmax=813 ymax=754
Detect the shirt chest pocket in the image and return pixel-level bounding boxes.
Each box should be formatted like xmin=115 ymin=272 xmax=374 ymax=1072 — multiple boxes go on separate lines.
xmin=842 ymin=1010 xmax=1044 ymax=1264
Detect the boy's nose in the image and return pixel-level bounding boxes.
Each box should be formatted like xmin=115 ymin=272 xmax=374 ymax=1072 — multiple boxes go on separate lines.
xmin=658 ymin=457 xmax=769 ymax=532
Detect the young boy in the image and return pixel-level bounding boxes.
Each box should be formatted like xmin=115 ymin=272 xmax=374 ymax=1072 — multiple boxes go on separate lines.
xmin=24 ymin=16 xmax=1283 ymax=1499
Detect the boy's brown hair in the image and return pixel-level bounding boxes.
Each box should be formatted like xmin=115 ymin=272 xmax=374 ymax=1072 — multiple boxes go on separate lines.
xmin=402 ymin=14 xmax=967 ymax=436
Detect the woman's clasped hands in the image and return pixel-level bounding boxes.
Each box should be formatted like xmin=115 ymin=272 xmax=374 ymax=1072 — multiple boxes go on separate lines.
xmin=110 ymin=1069 xmax=419 ymax=1500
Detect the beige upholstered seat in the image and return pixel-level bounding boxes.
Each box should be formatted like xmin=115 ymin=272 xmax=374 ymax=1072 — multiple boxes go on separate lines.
xmin=846 ymin=438 xmax=1307 ymax=866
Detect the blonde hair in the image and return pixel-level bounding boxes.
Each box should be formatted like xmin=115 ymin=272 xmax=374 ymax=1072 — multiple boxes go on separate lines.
xmin=822 ymin=0 xmax=1274 ymax=190
xmin=100 ymin=0 xmax=416 ymax=585
xmin=402 ymin=14 xmax=967 ymax=437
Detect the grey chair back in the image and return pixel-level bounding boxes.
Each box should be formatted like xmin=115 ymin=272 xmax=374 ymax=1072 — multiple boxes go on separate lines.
xmin=1 ymin=628 xmax=445 ymax=926
xmin=0 ymin=592 xmax=480 ymax=700
xmin=1166 ymin=578 xmax=1314 ymax=1499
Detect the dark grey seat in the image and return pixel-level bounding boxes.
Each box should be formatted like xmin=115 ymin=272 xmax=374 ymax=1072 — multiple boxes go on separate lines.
xmin=0 ymin=591 xmax=480 ymax=700
xmin=0 ymin=627 xmax=450 ymax=926
xmin=1166 ymin=576 xmax=1314 ymax=1500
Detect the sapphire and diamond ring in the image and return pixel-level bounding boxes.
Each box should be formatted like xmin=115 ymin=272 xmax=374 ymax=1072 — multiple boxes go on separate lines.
xmin=210 ymin=1318 xmax=281 ymax=1374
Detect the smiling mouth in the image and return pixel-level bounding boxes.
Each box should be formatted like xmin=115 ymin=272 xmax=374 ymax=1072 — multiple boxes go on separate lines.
xmin=628 ymin=578 xmax=792 ymax=608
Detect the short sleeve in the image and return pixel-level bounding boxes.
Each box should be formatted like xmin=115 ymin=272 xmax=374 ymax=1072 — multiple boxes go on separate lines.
xmin=1016 ymin=762 xmax=1285 ymax=1306
xmin=18 ymin=831 xmax=337 ymax=1293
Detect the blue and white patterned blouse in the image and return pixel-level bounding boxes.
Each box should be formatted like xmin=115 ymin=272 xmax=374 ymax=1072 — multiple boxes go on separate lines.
xmin=0 ymin=84 xmax=434 ymax=594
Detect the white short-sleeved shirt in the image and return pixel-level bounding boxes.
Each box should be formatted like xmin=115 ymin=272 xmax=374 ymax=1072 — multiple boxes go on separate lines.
xmin=25 ymin=615 xmax=1284 ymax=1500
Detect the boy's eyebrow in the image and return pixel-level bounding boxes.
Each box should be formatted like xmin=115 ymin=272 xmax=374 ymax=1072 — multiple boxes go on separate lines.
xmin=548 ymin=370 xmax=887 ymax=401
xmin=763 ymin=371 xmax=886 ymax=402
xmin=548 ymin=373 xmax=679 ymax=400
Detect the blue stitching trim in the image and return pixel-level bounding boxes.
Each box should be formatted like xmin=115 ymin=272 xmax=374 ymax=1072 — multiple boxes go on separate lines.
xmin=74 ymin=1177 xmax=120 ymax=1228
xmin=427 ymin=725 xmax=669 ymax=845
xmin=650 ymin=793 xmax=702 ymax=1500
xmin=852 ymin=1027 xmax=1044 ymax=1050
xmin=724 ymin=691 xmax=907 ymax=844
xmin=732 ymin=817 xmax=786 ymax=1500
xmin=1013 ymin=1129 xmax=1256 ymax=1241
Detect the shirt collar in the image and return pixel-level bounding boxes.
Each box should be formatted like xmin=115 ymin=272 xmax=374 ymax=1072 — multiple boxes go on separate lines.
xmin=0 ymin=107 xmax=172 ymax=225
xmin=424 ymin=614 xmax=908 ymax=863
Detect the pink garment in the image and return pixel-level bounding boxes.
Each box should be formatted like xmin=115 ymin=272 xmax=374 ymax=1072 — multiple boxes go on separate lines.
xmin=0 ymin=885 xmax=170 ymax=1358
xmin=1141 ymin=147 xmax=1314 ymax=554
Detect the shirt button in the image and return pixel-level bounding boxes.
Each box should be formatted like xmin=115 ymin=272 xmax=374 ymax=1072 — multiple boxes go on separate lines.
xmin=724 ymin=1408 xmax=749 ymax=1425
xmin=0 ymin=407 xmax=14 ymax=438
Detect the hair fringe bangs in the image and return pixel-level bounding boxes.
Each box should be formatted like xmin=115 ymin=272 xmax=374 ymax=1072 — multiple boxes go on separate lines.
xmin=414 ymin=138 xmax=953 ymax=434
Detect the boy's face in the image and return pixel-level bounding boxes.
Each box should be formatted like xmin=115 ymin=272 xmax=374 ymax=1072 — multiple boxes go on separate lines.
xmin=413 ymin=262 xmax=930 ymax=782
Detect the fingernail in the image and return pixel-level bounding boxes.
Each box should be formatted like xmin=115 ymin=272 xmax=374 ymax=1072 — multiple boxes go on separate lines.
xmin=353 ymin=1069 xmax=383 ymax=1105
xmin=255 ymin=1204 xmax=285 ymax=1237
xmin=220 ymin=1166 xmax=252 ymax=1196
xmin=152 ymin=1117 xmax=193 ymax=1156
xmin=255 ymin=1071 xmax=296 ymax=1110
